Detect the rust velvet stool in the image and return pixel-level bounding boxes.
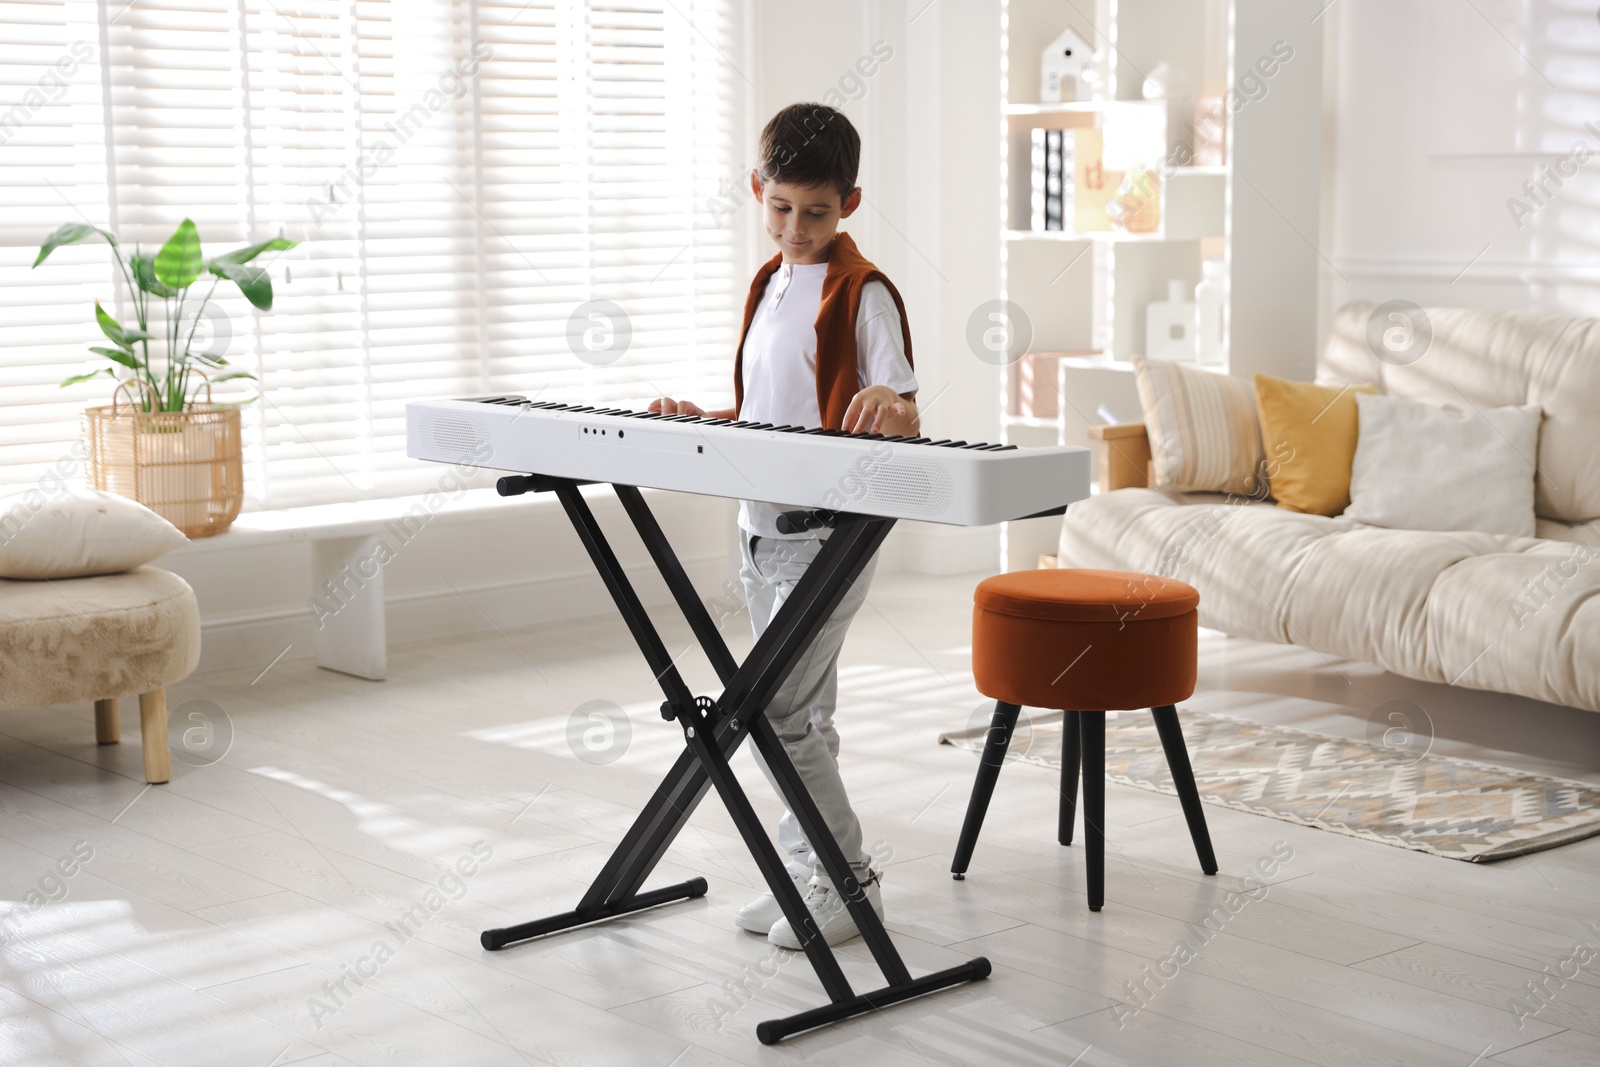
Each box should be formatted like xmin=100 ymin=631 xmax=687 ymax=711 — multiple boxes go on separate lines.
xmin=951 ymin=569 xmax=1217 ymax=910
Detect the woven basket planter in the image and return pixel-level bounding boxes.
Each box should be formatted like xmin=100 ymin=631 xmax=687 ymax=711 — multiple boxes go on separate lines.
xmin=83 ymin=390 xmax=243 ymax=538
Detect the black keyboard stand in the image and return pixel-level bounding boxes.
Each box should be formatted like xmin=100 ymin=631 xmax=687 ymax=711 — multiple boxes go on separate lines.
xmin=482 ymin=476 xmax=990 ymax=1044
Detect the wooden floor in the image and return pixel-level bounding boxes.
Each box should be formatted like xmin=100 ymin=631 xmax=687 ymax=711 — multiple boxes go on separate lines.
xmin=4 ymin=569 xmax=1600 ymax=1066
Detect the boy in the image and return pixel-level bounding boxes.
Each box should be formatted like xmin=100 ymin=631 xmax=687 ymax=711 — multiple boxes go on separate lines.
xmin=649 ymin=102 xmax=918 ymax=948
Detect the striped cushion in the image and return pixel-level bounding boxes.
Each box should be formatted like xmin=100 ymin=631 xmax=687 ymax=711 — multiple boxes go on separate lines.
xmin=1132 ymin=355 xmax=1266 ymax=495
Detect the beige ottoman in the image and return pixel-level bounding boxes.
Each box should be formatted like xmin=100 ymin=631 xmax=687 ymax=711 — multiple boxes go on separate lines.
xmin=0 ymin=566 xmax=201 ymax=784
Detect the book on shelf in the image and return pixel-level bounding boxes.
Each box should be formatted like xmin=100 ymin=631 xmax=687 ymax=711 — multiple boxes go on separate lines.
xmin=1029 ymin=128 xmax=1073 ymax=232
xmin=1030 ymin=128 xmax=1046 ymax=231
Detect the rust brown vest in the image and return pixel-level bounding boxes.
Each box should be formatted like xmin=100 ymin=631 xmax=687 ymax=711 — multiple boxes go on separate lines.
xmin=733 ymin=231 xmax=913 ymax=430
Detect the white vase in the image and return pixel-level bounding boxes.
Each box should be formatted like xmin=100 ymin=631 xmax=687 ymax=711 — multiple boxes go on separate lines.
xmin=1195 ymin=260 xmax=1226 ymax=368
xmin=1146 ymin=280 xmax=1197 ymax=363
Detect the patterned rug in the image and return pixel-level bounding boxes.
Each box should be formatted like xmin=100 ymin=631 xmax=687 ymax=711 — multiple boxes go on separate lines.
xmin=938 ymin=709 xmax=1600 ymax=862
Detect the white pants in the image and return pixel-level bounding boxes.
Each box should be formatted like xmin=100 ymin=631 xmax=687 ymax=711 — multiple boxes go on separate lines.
xmin=739 ymin=531 xmax=877 ymax=880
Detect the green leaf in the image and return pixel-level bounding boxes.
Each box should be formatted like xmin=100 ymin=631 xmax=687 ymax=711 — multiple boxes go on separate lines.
xmin=154 ymin=218 xmax=203 ymax=289
xmin=60 ymin=367 xmax=117 ymax=387
xmin=130 ymin=251 xmax=177 ymax=297
xmin=88 ymin=345 xmax=140 ymax=369
xmin=212 ymin=236 xmax=298 ymax=266
xmin=94 ymin=301 xmax=127 ymax=345
xmin=207 ymin=370 xmax=256 ymax=383
xmin=209 ymin=259 xmax=273 ymax=310
xmin=34 ymin=222 xmax=112 ymax=268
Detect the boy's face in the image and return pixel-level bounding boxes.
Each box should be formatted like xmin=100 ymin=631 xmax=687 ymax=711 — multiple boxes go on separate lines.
xmin=750 ymin=173 xmax=862 ymax=264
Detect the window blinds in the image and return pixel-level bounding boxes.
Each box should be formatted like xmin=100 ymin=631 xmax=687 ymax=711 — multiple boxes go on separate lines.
xmin=0 ymin=0 xmax=746 ymax=508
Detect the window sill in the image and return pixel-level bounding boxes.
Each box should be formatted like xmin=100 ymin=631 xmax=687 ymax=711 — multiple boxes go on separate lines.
xmin=170 ymin=482 xmax=624 ymax=555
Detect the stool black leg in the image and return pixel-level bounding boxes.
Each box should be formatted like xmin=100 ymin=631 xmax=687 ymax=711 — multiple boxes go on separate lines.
xmin=1058 ymin=712 xmax=1081 ymax=846
xmin=1081 ymin=712 xmax=1105 ymax=911
xmin=951 ymin=701 xmax=1022 ymax=879
xmin=1150 ymin=704 xmax=1218 ymax=876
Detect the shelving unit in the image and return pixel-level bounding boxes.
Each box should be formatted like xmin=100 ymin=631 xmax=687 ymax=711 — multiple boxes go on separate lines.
xmin=997 ymin=0 xmax=1324 ymax=570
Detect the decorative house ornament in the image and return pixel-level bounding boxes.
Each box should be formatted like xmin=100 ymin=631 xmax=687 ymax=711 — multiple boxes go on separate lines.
xmin=1040 ymin=26 xmax=1094 ymax=103
xmin=1145 ymin=280 xmax=1198 ymax=363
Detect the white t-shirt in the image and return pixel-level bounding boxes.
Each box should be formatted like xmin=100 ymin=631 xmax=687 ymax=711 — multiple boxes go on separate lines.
xmin=737 ymin=260 xmax=918 ymax=537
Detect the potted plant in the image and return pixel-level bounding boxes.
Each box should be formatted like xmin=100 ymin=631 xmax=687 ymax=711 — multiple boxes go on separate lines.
xmin=34 ymin=220 xmax=297 ymax=537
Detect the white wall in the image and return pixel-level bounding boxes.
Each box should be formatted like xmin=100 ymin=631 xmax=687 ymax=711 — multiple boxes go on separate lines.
xmin=1230 ymin=0 xmax=1325 ymax=383
xmin=1324 ymin=0 xmax=1600 ymax=326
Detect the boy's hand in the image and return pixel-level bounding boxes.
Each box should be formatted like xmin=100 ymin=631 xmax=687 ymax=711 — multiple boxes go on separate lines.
xmin=844 ymin=386 xmax=919 ymax=437
xmin=649 ymin=397 xmax=702 ymax=416
xmin=647 ymin=398 xmax=738 ymax=419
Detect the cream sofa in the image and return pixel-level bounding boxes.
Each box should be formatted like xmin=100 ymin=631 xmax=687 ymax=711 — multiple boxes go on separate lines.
xmin=1057 ymin=302 xmax=1600 ymax=713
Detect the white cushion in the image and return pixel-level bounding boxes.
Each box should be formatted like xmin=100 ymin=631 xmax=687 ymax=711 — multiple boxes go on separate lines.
xmin=1346 ymin=393 xmax=1541 ymax=538
xmin=0 ymin=489 xmax=188 ymax=580
xmin=1318 ymin=302 xmax=1600 ymax=524
xmin=1132 ymin=354 xmax=1267 ymax=496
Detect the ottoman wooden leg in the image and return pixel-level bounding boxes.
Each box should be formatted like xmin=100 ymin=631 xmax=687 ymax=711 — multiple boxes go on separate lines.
xmin=139 ymin=689 xmax=171 ymax=785
xmin=1151 ymin=705 xmax=1217 ymax=875
xmin=1059 ymin=712 xmax=1081 ymax=846
xmin=951 ymin=701 xmax=1022 ymax=879
xmin=1081 ymin=712 xmax=1105 ymax=911
xmin=95 ymin=698 xmax=120 ymax=745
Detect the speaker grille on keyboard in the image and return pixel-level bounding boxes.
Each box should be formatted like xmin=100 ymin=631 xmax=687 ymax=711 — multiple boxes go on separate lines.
xmin=861 ymin=459 xmax=954 ymax=516
xmin=427 ymin=414 xmax=492 ymax=464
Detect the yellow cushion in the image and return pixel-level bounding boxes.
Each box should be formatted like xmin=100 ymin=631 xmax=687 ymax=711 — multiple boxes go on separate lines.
xmin=1253 ymin=374 xmax=1377 ymax=516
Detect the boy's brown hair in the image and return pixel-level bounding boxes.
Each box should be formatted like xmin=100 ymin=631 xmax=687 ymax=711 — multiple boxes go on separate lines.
xmin=757 ymin=103 xmax=860 ymax=199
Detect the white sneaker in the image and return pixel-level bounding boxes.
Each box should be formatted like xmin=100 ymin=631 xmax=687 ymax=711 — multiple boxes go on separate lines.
xmin=767 ymin=869 xmax=882 ymax=950
xmin=734 ymin=865 xmax=812 ymax=934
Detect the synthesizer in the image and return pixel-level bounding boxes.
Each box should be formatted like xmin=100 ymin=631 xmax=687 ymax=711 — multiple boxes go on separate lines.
xmin=406 ymin=395 xmax=1090 ymax=526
